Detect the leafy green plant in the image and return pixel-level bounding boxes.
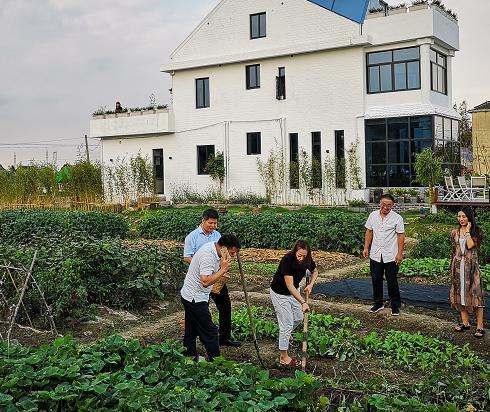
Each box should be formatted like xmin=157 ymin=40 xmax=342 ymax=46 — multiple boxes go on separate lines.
xmin=205 ymin=151 xmax=225 ymax=191
xmin=414 ymin=148 xmax=443 ymax=205
xmin=348 ymin=199 xmax=368 ymax=207
xmin=0 ymin=335 xmax=321 ymax=411
xmin=137 ymin=209 xmax=367 ymax=254
xmin=410 ymin=232 xmax=451 ymax=259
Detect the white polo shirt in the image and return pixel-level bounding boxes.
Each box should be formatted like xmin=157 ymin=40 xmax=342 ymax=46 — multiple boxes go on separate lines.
xmin=181 ymin=242 xmax=220 ymax=303
xmin=365 ymin=210 xmax=405 ymax=263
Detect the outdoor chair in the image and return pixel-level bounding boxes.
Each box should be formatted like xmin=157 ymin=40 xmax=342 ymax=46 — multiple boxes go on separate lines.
xmin=456 ymin=176 xmax=472 ymax=200
xmin=470 ymin=176 xmax=487 ymax=201
xmin=442 ymin=176 xmax=465 ymax=201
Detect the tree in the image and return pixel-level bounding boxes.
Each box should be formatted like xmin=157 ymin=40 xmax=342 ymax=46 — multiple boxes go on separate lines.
xmin=414 ymin=148 xmax=443 ymax=205
xmin=205 ymin=152 xmax=225 ymax=193
xmin=453 ymin=100 xmax=472 ymax=148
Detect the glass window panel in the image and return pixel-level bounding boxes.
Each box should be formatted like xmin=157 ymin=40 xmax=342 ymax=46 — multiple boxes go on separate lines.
xmin=366 ymin=142 xmax=387 ymax=164
xmin=368 ymin=66 xmax=380 ymax=93
xmin=437 ymin=53 xmax=446 ymax=67
xmin=393 ymin=47 xmax=419 ymax=62
xmin=367 ymin=165 xmax=387 ymax=187
xmin=368 ymin=50 xmax=392 ymax=65
xmin=259 ymin=13 xmax=266 ymax=36
xmin=407 ymin=61 xmax=420 ymax=89
xmin=431 ymin=63 xmax=438 ymax=91
xmin=434 ymin=116 xmax=443 ymax=140
xmin=388 ymin=165 xmax=411 ymax=186
xmin=411 ymin=140 xmax=432 ymax=163
xmin=394 ymin=63 xmax=406 ymax=90
xmin=430 ymin=49 xmax=437 ymax=62
xmin=389 ymin=141 xmax=410 ymax=163
xmin=365 ymin=119 xmax=386 ymax=141
xmin=388 ymin=117 xmax=408 ymax=140
xmin=453 ymin=142 xmax=461 ymax=164
xmin=251 ymin=15 xmax=259 ymax=38
xmin=437 ymin=66 xmax=444 ymax=93
xmin=196 ymin=80 xmax=204 ymax=108
xmin=441 ymin=141 xmax=452 ymax=162
xmin=380 ymin=64 xmax=392 ymax=91
xmin=452 ymin=120 xmax=459 ymax=142
xmin=444 ymin=117 xmax=452 ymax=140
xmin=411 ymin=116 xmax=432 ymax=140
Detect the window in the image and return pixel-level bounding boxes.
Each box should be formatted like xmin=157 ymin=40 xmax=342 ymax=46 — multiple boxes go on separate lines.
xmin=335 ymin=130 xmax=345 ymax=189
xmin=276 ymin=67 xmax=286 ymax=100
xmin=195 ymin=78 xmax=209 ymax=108
xmin=197 ymin=145 xmax=215 ymax=175
xmin=247 ymin=132 xmax=261 ymax=155
xmin=153 ymin=149 xmax=164 ymax=194
xmin=312 ymin=132 xmax=322 ymax=188
xmin=430 ymin=49 xmax=447 ymax=94
xmin=367 ymin=47 xmax=420 ymax=93
xmin=250 ymin=12 xmax=266 ymax=39
xmin=289 ymin=133 xmax=299 ymax=189
xmin=246 ymin=64 xmax=260 ymax=89
xmin=365 ymin=115 xmax=460 ymax=187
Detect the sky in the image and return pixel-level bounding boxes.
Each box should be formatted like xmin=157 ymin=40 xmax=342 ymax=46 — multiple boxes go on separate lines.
xmin=0 ymin=0 xmax=488 ymax=168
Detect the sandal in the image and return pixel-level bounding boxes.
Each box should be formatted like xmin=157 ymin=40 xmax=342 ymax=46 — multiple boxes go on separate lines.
xmin=279 ymin=356 xmax=300 ymax=367
xmin=474 ymin=328 xmax=485 ymax=339
xmin=454 ymin=323 xmax=471 ymax=332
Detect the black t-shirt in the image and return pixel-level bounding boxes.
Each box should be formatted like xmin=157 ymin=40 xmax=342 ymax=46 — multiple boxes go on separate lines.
xmin=270 ymin=253 xmax=316 ymax=296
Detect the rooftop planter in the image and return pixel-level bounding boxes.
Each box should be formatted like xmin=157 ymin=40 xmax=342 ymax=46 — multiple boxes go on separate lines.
xmin=92 ymin=105 xmax=168 ymax=119
xmin=366 ymin=8 xmax=386 ymax=19
xmin=409 ymin=0 xmax=429 ymax=11
xmin=430 ymin=0 xmax=458 ymax=21
xmin=389 ymin=4 xmax=407 ymax=15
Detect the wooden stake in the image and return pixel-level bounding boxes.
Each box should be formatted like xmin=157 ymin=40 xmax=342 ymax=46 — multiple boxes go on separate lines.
xmin=301 ymin=270 xmax=312 ymax=372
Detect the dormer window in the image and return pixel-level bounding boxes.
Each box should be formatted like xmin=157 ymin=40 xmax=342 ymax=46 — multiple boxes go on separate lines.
xmin=250 ymin=12 xmax=266 ymax=39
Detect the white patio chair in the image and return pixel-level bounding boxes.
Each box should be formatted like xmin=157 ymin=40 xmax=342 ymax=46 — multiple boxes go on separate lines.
xmin=442 ymin=176 xmax=463 ymax=201
xmin=456 ymin=176 xmax=472 ymax=200
xmin=470 ymin=176 xmax=487 ymax=201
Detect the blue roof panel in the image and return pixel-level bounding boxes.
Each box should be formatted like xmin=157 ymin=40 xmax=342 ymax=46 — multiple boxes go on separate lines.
xmin=308 ymin=0 xmax=370 ymax=24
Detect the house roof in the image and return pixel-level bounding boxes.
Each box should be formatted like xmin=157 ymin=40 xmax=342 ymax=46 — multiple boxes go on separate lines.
xmin=365 ymin=103 xmax=461 ymax=121
xmin=469 ymin=101 xmax=490 ymax=113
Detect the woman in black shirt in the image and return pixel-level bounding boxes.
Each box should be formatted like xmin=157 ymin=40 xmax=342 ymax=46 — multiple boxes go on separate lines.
xmin=270 ymin=240 xmax=318 ymax=366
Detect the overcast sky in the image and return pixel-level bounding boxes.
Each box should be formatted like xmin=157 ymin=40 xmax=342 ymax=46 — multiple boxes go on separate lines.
xmin=0 ymin=0 xmax=488 ymax=168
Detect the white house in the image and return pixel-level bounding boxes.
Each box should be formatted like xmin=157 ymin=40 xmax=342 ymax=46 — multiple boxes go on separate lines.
xmin=90 ymin=0 xmax=461 ymax=204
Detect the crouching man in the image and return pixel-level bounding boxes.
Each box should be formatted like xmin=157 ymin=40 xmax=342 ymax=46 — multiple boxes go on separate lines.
xmin=180 ymin=234 xmax=241 ymax=361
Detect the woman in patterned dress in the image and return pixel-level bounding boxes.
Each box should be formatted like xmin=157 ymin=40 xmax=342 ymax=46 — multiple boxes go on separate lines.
xmin=450 ymin=206 xmax=485 ymax=338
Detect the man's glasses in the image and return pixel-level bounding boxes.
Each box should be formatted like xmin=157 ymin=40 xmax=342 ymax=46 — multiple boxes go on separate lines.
xmin=380 ymin=203 xmax=393 ymax=209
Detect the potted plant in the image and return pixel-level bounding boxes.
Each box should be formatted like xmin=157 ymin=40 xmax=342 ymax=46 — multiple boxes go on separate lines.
xmin=389 ymin=3 xmax=406 ymax=15
xmin=348 ymin=199 xmax=368 ymax=212
xmin=407 ymin=188 xmax=419 ymax=203
xmin=393 ymin=188 xmax=406 ymax=204
xmin=409 ymin=0 xmax=429 ymax=12
xmin=414 ymin=148 xmax=443 ymax=211
xmin=367 ymin=7 xmax=385 ymax=19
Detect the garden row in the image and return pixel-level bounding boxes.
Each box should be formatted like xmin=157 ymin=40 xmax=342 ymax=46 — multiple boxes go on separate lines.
xmin=137 ymin=209 xmax=366 ymax=254
xmin=228 ymin=306 xmax=490 ymax=411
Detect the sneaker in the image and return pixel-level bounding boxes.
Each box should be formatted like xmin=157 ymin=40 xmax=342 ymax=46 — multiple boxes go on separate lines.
xmin=391 ymin=306 xmax=400 ymax=316
xmin=370 ymin=303 xmax=384 ymax=313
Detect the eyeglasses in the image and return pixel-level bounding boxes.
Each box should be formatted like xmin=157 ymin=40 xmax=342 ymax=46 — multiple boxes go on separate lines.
xmin=380 ymin=203 xmax=393 ymax=209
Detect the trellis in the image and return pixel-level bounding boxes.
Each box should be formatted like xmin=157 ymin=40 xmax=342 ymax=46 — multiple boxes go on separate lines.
xmin=0 ymin=251 xmax=58 ymax=344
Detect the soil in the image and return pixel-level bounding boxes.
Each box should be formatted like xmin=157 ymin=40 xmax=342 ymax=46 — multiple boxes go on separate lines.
xmin=4 ymin=249 xmax=489 ymax=405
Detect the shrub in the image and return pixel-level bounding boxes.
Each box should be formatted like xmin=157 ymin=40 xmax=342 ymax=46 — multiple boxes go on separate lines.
xmin=0 ymin=210 xmax=129 ymax=246
xmin=0 ymin=239 xmax=186 ymax=321
xmin=410 ymin=232 xmax=451 ymax=259
xmin=137 ymin=210 xmax=367 ymax=254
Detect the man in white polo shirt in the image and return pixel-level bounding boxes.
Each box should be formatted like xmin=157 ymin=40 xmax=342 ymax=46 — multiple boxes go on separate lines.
xmin=180 ymin=234 xmax=241 ymax=361
xmin=363 ymin=194 xmax=405 ymax=316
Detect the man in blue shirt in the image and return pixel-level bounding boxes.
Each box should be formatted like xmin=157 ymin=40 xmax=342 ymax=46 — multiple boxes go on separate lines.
xmin=184 ymin=209 xmax=242 ymax=347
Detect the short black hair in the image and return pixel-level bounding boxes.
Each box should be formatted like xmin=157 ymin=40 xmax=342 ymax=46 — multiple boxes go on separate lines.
xmin=202 ymin=209 xmax=219 ymax=220
xmin=381 ymin=193 xmax=395 ymax=203
xmin=217 ymin=234 xmax=241 ymax=249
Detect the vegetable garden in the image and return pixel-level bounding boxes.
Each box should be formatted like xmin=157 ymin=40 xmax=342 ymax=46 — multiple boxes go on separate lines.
xmin=0 ymin=207 xmax=489 ymax=411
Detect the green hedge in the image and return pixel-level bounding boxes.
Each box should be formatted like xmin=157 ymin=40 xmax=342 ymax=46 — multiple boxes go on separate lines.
xmin=0 ymin=210 xmax=129 ymax=245
xmin=137 ymin=210 xmax=367 ymax=254
xmin=0 ymin=239 xmax=186 ymax=321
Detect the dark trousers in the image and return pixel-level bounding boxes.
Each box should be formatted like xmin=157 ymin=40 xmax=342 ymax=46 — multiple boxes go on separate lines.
xmin=181 ymin=297 xmax=220 ymax=361
xmin=210 ymin=284 xmax=232 ymax=342
xmin=370 ymin=258 xmax=401 ymax=308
